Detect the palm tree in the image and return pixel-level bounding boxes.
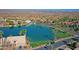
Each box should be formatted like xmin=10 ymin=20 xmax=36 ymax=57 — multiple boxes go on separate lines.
xmin=48 ymin=40 xmax=55 ymax=50
xmin=0 ymin=31 xmax=3 ymax=49
xmin=19 ymin=29 xmax=27 ymax=36
xmin=0 ymin=31 xmax=3 ymax=38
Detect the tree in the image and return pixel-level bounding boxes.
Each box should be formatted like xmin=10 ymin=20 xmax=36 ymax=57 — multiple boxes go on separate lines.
xmin=0 ymin=31 xmax=4 ymax=49
xmin=67 ymin=42 xmax=77 ymax=50
xmin=62 ymin=39 xmax=77 ymax=50
xmin=48 ymin=40 xmax=55 ymax=50
xmin=0 ymin=31 xmax=3 ymax=38
xmin=19 ymin=29 xmax=27 ymax=36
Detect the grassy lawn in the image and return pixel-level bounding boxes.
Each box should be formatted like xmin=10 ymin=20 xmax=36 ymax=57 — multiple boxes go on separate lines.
xmin=30 ymin=41 xmax=49 ymax=48
xmin=55 ymin=31 xmax=71 ymax=38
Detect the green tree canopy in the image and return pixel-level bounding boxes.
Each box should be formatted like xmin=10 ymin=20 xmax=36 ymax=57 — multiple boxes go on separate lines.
xmin=0 ymin=31 xmax=3 ymax=38
xmin=19 ymin=29 xmax=27 ymax=36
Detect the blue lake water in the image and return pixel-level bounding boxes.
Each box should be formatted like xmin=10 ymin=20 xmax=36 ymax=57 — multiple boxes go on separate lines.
xmin=0 ymin=23 xmax=54 ymax=42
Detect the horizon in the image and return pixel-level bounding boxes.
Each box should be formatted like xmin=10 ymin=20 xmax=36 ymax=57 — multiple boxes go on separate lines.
xmin=0 ymin=9 xmax=79 ymax=13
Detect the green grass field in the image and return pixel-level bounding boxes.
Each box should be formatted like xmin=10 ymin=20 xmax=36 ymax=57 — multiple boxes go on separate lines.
xmin=30 ymin=41 xmax=49 ymax=48
xmin=55 ymin=30 xmax=71 ymax=38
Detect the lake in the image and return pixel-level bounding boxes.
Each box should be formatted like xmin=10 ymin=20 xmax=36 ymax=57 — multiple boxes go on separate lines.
xmin=0 ymin=23 xmax=54 ymax=42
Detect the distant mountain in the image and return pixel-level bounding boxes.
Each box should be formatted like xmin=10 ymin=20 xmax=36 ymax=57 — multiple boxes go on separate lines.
xmin=0 ymin=9 xmax=79 ymax=13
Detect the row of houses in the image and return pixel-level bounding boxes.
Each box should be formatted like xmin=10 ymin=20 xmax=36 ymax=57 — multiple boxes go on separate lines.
xmin=64 ymin=21 xmax=79 ymax=25
xmin=0 ymin=18 xmax=32 ymax=27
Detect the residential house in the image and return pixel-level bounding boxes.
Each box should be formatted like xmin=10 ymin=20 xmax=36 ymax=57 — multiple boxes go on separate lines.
xmin=6 ymin=35 xmax=30 ymax=50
